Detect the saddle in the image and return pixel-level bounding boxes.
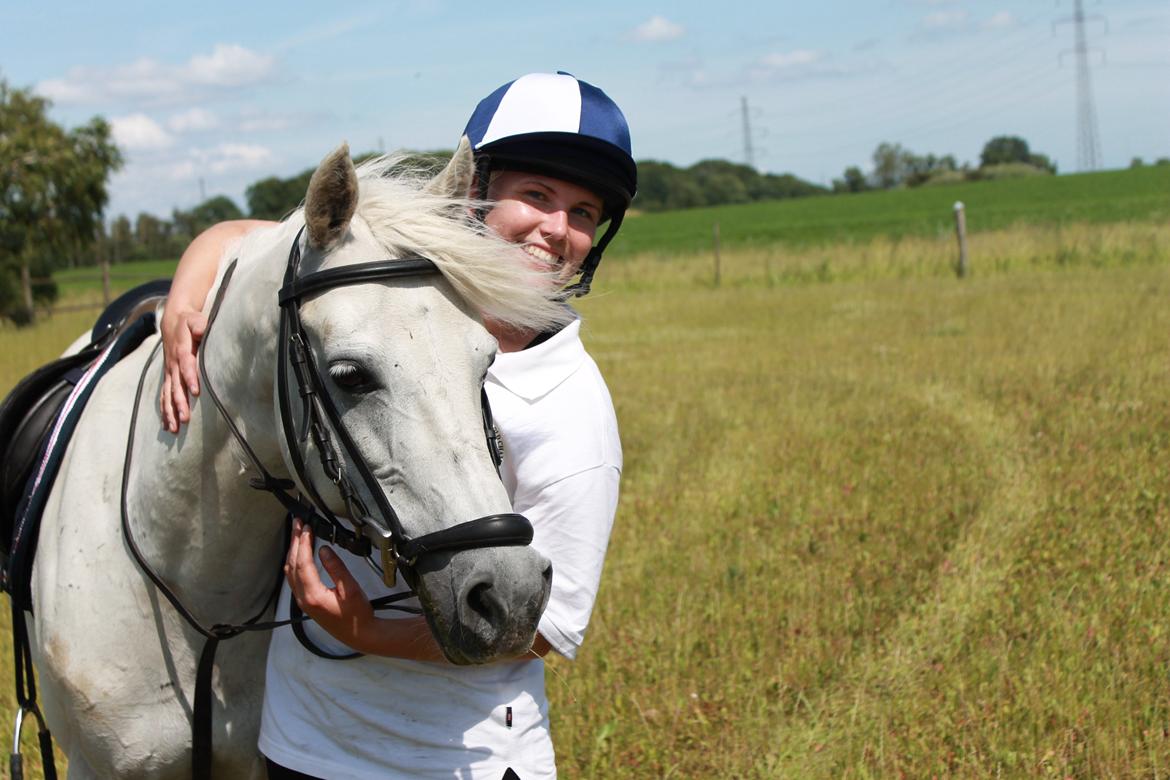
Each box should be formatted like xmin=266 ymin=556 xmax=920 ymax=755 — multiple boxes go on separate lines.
xmin=0 ymin=280 xmax=170 ymax=609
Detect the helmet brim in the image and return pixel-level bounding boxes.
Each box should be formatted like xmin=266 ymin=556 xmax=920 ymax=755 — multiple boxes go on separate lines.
xmin=478 ymin=132 xmax=637 ymax=216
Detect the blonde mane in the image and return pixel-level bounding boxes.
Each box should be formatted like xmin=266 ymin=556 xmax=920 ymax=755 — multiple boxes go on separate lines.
xmin=345 ymin=155 xmax=574 ymax=334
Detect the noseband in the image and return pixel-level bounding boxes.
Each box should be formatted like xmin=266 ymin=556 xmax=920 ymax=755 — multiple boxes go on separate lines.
xmin=201 ymin=225 xmax=533 ymax=588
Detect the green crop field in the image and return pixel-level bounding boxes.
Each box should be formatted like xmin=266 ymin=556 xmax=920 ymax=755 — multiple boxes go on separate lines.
xmin=2 ymin=170 xmax=1169 ymax=777
xmin=611 ymin=164 xmax=1170 ymax=257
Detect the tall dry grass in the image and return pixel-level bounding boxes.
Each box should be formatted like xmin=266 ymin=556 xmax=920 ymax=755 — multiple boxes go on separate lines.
xmin=554 ymin=258 xmax=1170 ymax=777
xmin=1 ymin=223 xmax=1168 ymax=777
xmin=605 ymin=220 xmax=1169 ymax=291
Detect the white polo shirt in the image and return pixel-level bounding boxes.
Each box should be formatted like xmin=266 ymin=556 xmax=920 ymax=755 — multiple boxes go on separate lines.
xmin=258 ymin=317 xmax=621 ymax=780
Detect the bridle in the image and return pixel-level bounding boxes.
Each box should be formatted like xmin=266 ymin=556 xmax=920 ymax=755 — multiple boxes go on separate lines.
xmin=205 ymin=225 xmax=533 ymax=589
xmin=121 ymin=223 xmax=536 ymax=780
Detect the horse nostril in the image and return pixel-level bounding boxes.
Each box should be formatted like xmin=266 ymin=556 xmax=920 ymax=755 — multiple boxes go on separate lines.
xmin=466 ymin=580 xmax=500 ymax=622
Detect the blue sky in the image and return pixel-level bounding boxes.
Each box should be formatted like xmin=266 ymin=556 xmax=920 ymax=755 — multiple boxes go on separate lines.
xmin=3 ymin=0 xmax=1167 ymax=220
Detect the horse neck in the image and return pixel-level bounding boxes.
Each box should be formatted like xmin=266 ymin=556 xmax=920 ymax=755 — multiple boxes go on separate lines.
xmin=126 ymin=237 xmax=290 ymax=618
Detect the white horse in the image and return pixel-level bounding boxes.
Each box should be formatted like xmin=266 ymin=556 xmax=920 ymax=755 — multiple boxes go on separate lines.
xmin=27 ymin=142 xmax=569 ymax=778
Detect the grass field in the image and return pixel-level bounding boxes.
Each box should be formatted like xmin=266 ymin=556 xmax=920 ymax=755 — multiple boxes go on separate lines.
xmin=612 ymin=164 xmax=1170 ymax=257
xmin=2 ymin=172 xmax=1169 ymax=777
xmin=557 ymin=261 xmax=1170 ymax=777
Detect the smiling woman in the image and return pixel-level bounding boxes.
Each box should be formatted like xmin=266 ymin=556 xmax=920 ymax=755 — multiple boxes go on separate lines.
xmin=152 ymin=72 xmax=638 ymax=780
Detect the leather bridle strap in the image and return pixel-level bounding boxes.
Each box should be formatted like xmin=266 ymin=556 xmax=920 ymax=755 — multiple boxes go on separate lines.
xmin=275 ymin=228 xmax=534 ymax=588
xmin=122 ymin=340 xmax=292 ymax=780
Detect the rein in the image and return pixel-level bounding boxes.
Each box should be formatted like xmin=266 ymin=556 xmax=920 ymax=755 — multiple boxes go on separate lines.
xmin=120 ymin=225 xmax=536 ymax=779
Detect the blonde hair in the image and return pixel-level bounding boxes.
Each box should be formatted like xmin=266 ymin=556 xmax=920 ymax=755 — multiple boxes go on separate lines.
xmin=349 ymin=155 xmax=573 ymax=334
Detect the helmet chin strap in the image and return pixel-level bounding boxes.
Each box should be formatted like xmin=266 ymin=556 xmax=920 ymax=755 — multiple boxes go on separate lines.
xmin=565 ymin=210 xmax=623 ymax=298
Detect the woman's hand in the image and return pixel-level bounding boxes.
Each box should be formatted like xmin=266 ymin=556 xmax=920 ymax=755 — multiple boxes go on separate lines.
xmin=157 ymin=218 xmax=276 ymax=433
xmin=160 ymin=305 xmax=207 ymax=433
xmin=283 ymin=518 xmax=545 ymax=661
xmin=285 ymin=519 xmax=378 ymax=651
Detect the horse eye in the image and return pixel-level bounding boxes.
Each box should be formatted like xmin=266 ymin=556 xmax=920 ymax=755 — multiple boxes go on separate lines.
xmin=328 ymin=361 xmax=373 ymax=392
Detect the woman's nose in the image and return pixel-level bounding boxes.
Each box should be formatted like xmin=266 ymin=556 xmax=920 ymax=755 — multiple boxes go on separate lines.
xmin=541 ymin=208 xmax=569 ymax=245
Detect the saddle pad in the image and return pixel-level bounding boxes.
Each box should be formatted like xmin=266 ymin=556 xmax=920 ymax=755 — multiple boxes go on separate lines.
xmin=2 ymin=313 xmax=158 ymax=610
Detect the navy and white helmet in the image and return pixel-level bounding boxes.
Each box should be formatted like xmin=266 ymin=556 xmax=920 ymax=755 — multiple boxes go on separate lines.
xmin=463 ymin=72 xmax=636 ymax=296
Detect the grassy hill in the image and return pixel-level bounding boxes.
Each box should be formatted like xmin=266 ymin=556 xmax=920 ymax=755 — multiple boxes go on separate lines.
xmin=610 ymin=165 xmax=1170 ymax=257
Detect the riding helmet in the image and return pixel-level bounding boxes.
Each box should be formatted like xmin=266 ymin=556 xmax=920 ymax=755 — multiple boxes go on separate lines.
xmin=463 ymin=72 xmax=636 ymax=296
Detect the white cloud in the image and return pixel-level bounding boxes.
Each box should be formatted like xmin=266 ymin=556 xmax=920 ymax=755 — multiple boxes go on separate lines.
xmin=153 ymin=143 xmax=272 ymax=181
xmin=41 ymin=58 xmax=180 ymax=104
xmin=984 ymin=11 xmax=1016 ymax=29
xmin=167 ymin=160 xmax=198 ymax=181
xmin=184 ymin=44 xmax=275 ymax=87
xmin=239 ymin=114 xmax=296 ymax=133
xmin=202 ymin=143 xmax=274 ymax=174
xmin=167 ymin=107 xmax=219 ymax=133
xmin=923 ymin=9 xmax=969 ymax=29
xmin=36 ymin=44 xmax=275 ymax=106
xmin=759 ymin=49 xmax=823 ymax=69
xmin=111 ymin=114 xmax=174 ymax=150
xmin=37 ymin=76 xmax=90 ymax=104
xmin=633 ymin=15 xmax=685 ymax=42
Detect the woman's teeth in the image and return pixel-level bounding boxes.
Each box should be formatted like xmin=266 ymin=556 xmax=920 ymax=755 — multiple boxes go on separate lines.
xmin=525 ymin=246 xmax=560 ymax=266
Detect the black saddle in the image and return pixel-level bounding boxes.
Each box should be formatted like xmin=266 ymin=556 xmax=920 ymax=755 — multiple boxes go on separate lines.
xmin=0 ymin=279 xmax=170 ymax=606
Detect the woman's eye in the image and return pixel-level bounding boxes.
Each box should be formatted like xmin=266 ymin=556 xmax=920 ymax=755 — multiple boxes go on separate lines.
xmin=328 ymin=361 xmax=373 ymax=392
xmin=571 ymin=206 xmax=599 ymax=224
xmin=524 ymin=189 xmax=548 ymax=202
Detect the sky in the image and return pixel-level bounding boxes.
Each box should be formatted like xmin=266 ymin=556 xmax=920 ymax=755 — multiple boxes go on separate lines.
xmin=2 ymin=0 xmax=1167 ymax=221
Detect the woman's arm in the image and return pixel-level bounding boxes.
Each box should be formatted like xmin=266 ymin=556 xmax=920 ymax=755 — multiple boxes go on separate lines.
xmin=160 ymin=219 xmax=275 ymax=432
xmin=285 ymin=519 xmax=552 ymax=661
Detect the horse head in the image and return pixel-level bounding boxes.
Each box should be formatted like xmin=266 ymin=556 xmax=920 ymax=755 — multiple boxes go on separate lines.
xmin=271 ymin=141 xmax=569 ymax=663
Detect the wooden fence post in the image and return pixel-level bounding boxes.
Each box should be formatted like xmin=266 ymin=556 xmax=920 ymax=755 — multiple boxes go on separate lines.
xmin=20 ymin=263 xmax=35 ymax=324
xmin=101 ymin=259 xmax=111 ymax=305
xmin=953 ymin=201 xmax=969 ymax=279
xmin=713 ymin=221 xmax=722 ymax=288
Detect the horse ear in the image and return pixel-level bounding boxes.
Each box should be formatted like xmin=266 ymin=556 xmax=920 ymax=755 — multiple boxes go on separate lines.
xmin=305 ymin=143 xmax=359 ymax=250
xmin=426 ymin=136 xmax=475 ymax=199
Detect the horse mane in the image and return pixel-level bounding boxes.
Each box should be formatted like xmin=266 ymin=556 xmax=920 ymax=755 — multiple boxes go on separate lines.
xmin=343 ymin=154 xmax=575 ymax=334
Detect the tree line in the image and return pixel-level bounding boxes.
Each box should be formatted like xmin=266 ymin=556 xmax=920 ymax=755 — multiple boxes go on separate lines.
xmin=5 ymin=75 xmax=1161 ymax=325
xmin=832 ymin=135 xmax=1058 ymax=193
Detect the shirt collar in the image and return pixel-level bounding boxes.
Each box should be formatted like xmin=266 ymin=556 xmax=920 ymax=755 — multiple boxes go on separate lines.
xmin=488 ymin=318 xmax=584 ymax=401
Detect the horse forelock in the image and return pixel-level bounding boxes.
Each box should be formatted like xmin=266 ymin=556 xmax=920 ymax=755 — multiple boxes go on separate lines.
xmin=348 ymin=155 xmax=573 ymax=334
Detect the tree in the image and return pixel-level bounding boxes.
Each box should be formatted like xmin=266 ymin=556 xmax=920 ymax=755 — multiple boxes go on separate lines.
xmin=245 ymin=149 xmax=387 ymax=220
xmin=172 ymin=195 xmax=244 ymax=243
xmin=633 ymin=158 xmax=823 ymax=212
xmin=135 ymin=212 xmax=174 ymax=260
xmin=109 ymin=214 xmax=133 ymax=263
xmin=979 ymin=135 xmax=1031 ymax=167
xmin=1028 ymin=153 xmax=1057 ymax=174
xmin=0 ymin=78 xmax=122 ymax=323
xmin=246 ymin=171 xmax=313 ymax=221
xmin=833 ymin=165 xmax=869 ymax=193
xmin=871 ymin=142 xmax=918 ymax=189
